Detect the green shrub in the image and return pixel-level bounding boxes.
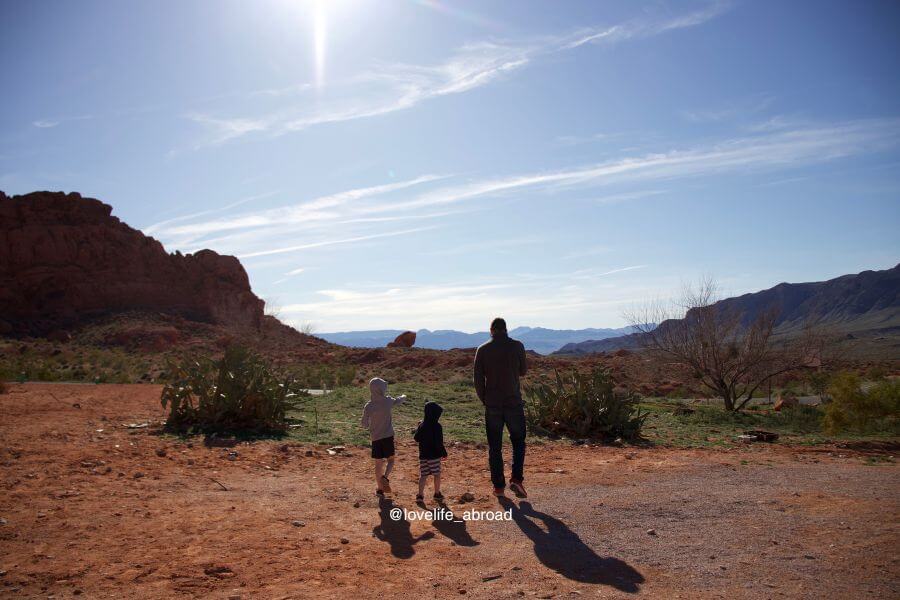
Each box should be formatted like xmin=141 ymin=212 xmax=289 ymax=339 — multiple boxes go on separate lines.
xmin=161 ymin=345 xmax=307 ymax=433
xmin=292 ymin=363 xmax=356 ymax=389
xmin=823 ymin=372 xmax=900 ymax=434
xmin=525 ymin=368 xmax=647 ymax=440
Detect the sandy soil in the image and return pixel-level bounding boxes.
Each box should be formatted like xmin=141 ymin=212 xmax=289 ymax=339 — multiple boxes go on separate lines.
xmin=1 ymin=384 xmax=898 ymax=599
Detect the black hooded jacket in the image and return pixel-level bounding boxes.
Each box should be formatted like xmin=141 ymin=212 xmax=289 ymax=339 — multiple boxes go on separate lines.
xmin=473 ymin=332 xmax=528 ymax=408
xmin=414 ymin=401 xmax=448 ymax=460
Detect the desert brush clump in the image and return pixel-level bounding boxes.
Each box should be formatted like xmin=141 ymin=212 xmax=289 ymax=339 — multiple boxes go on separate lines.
xmin=525 ymin=367 xmax=647 ymax=441
xmin=161 ymin=345 xmax=307 ymax=433
xmin=822 ymin=371 xmax=900 ymax=435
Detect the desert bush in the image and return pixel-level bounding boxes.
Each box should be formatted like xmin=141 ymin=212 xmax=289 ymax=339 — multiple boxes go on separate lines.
xmin=161 ymin=345 xmax=307 ymax=433
xmin=823 ymin=372 xmax=900 ymax=434
xmin=525 ymin=368 xmax=647 ymax=440
xmin=0 ymin=380 xmax=7 ymax=394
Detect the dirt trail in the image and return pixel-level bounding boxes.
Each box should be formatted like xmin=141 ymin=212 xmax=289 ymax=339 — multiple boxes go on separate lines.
xmin=1 ymin=384 xmax=898 ymax=599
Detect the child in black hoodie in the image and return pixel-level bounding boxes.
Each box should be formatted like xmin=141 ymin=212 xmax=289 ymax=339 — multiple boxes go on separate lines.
xmin=414 ymin=401 xmax=448 ymax=503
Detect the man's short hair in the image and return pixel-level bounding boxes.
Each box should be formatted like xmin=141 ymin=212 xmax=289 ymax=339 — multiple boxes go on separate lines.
xmin=490 ymin=317 xmax=507 ymax=333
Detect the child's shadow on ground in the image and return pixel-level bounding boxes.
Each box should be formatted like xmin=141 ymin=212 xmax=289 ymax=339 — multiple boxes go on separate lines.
xmin=432 ymin=501 xmax=479 ymax=547
xmin=372 ymin=497 xmax=434 ymax=559
xmin=498 ymin=497 xmax=644 ymax=593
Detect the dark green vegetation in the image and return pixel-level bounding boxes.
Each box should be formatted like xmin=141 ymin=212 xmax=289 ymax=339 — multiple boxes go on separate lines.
xmin=524 ymin=368 xmax=647 ymax=440
xmin=823 ymin=372 xmax=899 ymax=435
xmin=161 ymin=346 xmax=307 ymax=433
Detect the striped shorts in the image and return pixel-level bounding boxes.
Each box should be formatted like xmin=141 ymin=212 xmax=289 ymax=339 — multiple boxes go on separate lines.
xmin=419 ymin=458 xmax=441 ymax=477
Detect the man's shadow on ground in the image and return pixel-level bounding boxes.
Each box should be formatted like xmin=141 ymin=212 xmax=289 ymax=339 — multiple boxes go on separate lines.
xmin=372 ymin=497 xmax=434 ymax=558
xmin=498 ymin=497 xmax=644 ymax=593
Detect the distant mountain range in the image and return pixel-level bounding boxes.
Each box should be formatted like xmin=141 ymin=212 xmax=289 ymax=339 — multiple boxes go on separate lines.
xmin=555 ymin=264 xmax=900 ymax=357
xmin=317 ymin=325 xmax=641 ymax=355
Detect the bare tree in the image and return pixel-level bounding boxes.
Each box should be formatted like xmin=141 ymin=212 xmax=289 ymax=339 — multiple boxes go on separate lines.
xmin=625 ymin=277 xmax=826 ymax=411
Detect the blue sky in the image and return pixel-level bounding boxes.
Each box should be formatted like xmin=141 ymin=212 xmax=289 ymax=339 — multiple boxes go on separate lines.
xmin=2 ymin=0 xmax=899 ymax=332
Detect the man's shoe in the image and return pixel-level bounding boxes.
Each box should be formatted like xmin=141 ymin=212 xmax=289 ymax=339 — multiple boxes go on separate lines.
xmin=492 ymin=487 xmax=506 ymax=497
xmin=510 ymin=481 xmax=527 ymax=498
xmin=380 ymin=476 xmax=392 ymax=494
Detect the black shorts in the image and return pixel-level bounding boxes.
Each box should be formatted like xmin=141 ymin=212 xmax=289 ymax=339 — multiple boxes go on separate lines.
xmin=371 ymin=436 xmax=395 ymax=459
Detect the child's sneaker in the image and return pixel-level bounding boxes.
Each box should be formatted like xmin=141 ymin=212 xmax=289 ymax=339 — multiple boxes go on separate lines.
xmin=380 ymin=476 xmax=392 ymax=494
xmin=433 ymin=492 xmax=444 ymax=502
xmin=492 ymin=487 xmax=505 ymax=497
xmin=510 ymin=480 xmax=527 ymax=498
xmin=376 ymin=489 xmax=385 ymax=497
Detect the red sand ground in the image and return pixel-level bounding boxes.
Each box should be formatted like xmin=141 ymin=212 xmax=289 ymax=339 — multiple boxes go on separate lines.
xmin=1 ymin=384 xmax=898 ymax=599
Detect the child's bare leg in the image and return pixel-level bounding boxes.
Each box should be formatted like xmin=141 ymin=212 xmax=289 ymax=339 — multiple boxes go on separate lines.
xmin=384 ymin=456 xmax=395 ymax=479
xmin=374 ymin=459 xmax=385 ymax=490
xmin=433 ymin=473 xmax=442 ymax=495
xmin=418 ymin=474 xmax=427 ymax=497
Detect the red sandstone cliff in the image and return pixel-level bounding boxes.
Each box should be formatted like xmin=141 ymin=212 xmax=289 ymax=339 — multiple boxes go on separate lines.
xmin=0 ymin=191 xmax=265 ymax=335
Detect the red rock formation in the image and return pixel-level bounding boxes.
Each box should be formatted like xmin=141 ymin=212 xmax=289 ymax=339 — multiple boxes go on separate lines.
xmin=0 ymin=191 xmax=265 ymax=335
xmin=387 ymin=331 xmax=416 ymax=348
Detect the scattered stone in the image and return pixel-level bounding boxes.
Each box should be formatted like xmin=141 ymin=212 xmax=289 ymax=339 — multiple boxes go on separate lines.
xmin=0 ymin=517 xmax=7 ymax=525
xmin=611 ymin=438 xmax=624 ymax=447
xmin=155 ymin=448 xmax=166 ymax=457
xmin=326 ymin=446 xmax=346 ymax=456
xmin=305 ymin=450 xmax=314 ymax=457
xmin=458 ymin=589 xmax=467 ymax=595
xmin=646 ymin=529 xmax=657 ymax=536
xmin=279 ymin=444 xmax=290 ymax=453
xmin=292 ymin=520 xmax=306 ymax=528
xmin=226 ymin=451 xmax=238 ymax=461
xmin=353 ymin=501 xmax=361 ymax=508
xmin=482 ymin=573 xmax=502 ymax=582
xmin=204 ymin=565 xmax=235 ymax=578
xmin=125 ymin=423 xmax=149 ymax=429
xmin=133 ymin=472 xmax=144 ymax=479
xmin=340 ymin=538 xmax=349 ymax=544
xmin=459 ymin=492 xmax=476 ymax=503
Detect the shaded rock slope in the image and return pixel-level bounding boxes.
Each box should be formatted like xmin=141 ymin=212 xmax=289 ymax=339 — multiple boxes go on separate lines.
xmin=0 ymin=191 xmax=265 ymax=335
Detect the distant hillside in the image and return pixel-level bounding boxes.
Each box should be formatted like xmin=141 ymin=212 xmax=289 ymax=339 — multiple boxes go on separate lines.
xmin=318 ymin=325 xmax=640 ymax=354
xmin=555 ymin=264 xmax=900 ymax=357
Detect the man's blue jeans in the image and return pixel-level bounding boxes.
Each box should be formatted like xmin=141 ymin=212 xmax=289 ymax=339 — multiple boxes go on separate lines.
xmin=485 ymin=404 xmax=526 ymax=489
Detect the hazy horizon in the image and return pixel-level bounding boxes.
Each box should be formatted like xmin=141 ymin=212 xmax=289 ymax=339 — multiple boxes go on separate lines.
xmin=3 ymin=0 xmax=899 ymax=332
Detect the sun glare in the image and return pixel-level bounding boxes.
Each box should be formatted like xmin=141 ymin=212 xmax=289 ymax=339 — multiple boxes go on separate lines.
xmin=313 ymin=0 xmax=327 ymax=89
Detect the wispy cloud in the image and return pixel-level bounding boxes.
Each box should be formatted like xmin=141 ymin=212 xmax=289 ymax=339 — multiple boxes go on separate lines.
xmin=32 ymin=115 xmax=94 ymax=129
xmin=562 ymin=0 xmax=731 ymax=49
xmin=187 ymin=2 xmax=731 ymax=147
xmin=153 ymin=174 xmax=443 ymax=242
xmin=346 ymin=118 xmax=900 ymax=216
xmin=681 ymin=93 xmax=776 ymax=123
xmin=153 ymin=117 xmax=900 ymax=260
xmin=240 ymin=226 xmax=439 ymax=259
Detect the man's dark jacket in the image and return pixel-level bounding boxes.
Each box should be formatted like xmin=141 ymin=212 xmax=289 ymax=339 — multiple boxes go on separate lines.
xmin=473 ymin=332 xmax=528 ymax=408
xmin=414 ymin=401 xmax=448 ymax=460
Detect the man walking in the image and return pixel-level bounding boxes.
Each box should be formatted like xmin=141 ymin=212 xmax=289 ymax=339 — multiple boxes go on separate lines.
xmin=474 ymin=317 xmax=528 ymax=498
